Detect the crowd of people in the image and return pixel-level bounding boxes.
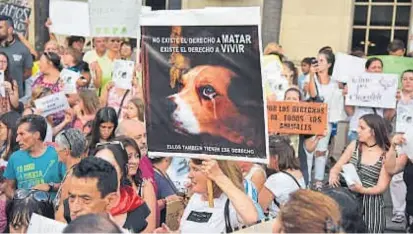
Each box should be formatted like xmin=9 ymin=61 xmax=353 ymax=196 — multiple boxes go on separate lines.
xmin=0 ymin=10 xmax=409 ymax=233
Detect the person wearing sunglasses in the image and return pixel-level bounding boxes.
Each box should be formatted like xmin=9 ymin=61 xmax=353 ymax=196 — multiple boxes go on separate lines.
xmin=2 ymin=115 xmax=65 ymax=199
xmin=6 ymin=189 xmax=54 ymax=233
xmin=54 ymin=129 xmax=86 ymax=211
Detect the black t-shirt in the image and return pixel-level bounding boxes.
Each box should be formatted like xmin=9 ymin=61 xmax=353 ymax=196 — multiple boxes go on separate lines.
xmin=63 ymin=199 xmax=151 ymax=233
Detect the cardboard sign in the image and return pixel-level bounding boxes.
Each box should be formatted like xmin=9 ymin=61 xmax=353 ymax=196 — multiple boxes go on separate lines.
xmin=0 ymin=2 xmax=31 ymax=35
xmin=34 ymin=92 xmax=69 ymax=117
xmin=27 ymin=213 xmax=66 ymax=233
xmin=89 ymin=0 xmax=142 ymax=37
xmin=60 ymin=68 xmax=80 ymax=94
xmin=166 ymin=200 xmax=185 ymax=231
xmin=49 ymin=0 xmax=90 ymax=37
xmin=267 ymin=101 xmax=328 ymax=135
xmin=113 ymin=60 xmax=134 ymax=90
xmin=396 ymin=102 xmax=413 ymax=133
xmin=141 ymin=8 xmax=268 ymax=163
xmin=346 ymin=73 xmax=398 ymax=109
xmin=332 ymin=52 xmax=366 ymax=83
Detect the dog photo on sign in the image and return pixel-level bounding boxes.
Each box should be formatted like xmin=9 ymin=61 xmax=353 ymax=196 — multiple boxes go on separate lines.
xmin=142 ymin=25 xmax=267 ymax=159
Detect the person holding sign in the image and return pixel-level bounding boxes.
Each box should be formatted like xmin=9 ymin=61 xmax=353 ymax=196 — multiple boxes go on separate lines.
xmin=155 ymin=159 xmax=258 ymax=233
xmin=0 ymin=52 xmax=20 ymax=114
xmin=343 ymin=57 xmax=395 ymax=142
xmin=329 ymin=114 xmax=392 ymax=233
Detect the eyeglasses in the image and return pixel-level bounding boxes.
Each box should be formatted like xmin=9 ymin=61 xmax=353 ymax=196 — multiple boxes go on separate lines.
xmin=61 ymin=131 xmax=72 ymax=151
xmin=0 ymin=60 xmax=7 ymax=64
xmin=96 ymin=140 xmax=125 ymax=150
xmin=110 ymin=39 xmax=121 ymax=43
xmin=14 ymin=189 xmax=51 ymax=203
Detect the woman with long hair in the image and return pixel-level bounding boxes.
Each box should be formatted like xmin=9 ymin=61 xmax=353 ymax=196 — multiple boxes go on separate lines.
xmin=0 ymin=52 xmax=19 ymax=114
xmin=329 ymin=114 xmax=392 ymax=233
xmin=73 ymin=89 xmax=100 ymax=130
xmin=0 ymin=111 xmax=20 ymax=163
xmin=88 ymin=107 xmax=118 ymax=153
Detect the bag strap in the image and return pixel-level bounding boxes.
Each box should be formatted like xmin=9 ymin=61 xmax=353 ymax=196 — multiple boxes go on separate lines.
xmin=372 ymin=108 xmax=377 ymax=115
xmin=279 ymin=171 xmax=302 ymax=189
xmin=224 ymin=199 xmax=233 ymax=233
xmin=117 ymin=89 xmax=130 ymax=117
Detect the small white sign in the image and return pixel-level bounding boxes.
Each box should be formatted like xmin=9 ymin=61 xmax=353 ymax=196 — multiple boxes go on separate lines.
xmin=34 ymin=92 xmax=69 ymax=117
xmin=27 ymin=213 xmax=66 ymax=233
xmin=346 ymin=73 xmax=398 ymax=109
xmin=113 ymin=60 xmax=134 ymax=90
xmin=49 ymin=0 xmax=90 ymax=37
xmin=332 ymin=52 xmax=367 ymax=83
xmin=341 ymin=163 xmax=361 ymax=186
xmin=60 ymin=68 xmax=80 ymax=94
xmin=396 ymin=102 xmax=413 ymax=133
xmin=0 ymin=71 xmax=4 ymax=97
xmin=265 ymin=77 xmax=289 ymax=101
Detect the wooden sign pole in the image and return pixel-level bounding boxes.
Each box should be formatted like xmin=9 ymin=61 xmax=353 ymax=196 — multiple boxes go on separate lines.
xmin=207 ymin=179 xmax=214 ymax=208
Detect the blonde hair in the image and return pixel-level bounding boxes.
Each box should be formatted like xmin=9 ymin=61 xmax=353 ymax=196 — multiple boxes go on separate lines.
xmin=278 ymin=190 xmax=342 ymax=233
xmin=191 ymin=159 xmax=244 ymax=198
xmin=128 ymin=97 xmax=144 ymax=122
xmin=29 ymin=86 xmax=52 ymax=108
xmin=79 ymin=89 xmax=100 ymax=115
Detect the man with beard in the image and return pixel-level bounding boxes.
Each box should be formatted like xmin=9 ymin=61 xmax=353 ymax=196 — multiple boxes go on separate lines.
xmin=0 ymin=16 xmax=33 ymax=98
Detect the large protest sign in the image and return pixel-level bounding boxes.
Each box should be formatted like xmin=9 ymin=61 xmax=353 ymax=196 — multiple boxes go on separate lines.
xmin=49 ymin=0 xmax=90 ymax=37
xmin=34 ymin=92 xmax=70 ymax=117
xmin=141 ymin=8 xmax=269 ymax=163
xmin=346 ymin=73 xmax=398 ymax=109
xmin=89 ymin=0 xmax=142 ymax=38
xmin=113 ymin=60 xmax=134 ymax=90
xmin=267 ymin=101 xmax=327 ymax=135
xmin=332 ymin=52 xmax=366 ymax=83
xmin=396 ymin=102 xmax=413 ymax=133
xmin=50 ymin=0 xmax=141 ymax=38
xmin=0 ymin=2 xmax=31 ymax=35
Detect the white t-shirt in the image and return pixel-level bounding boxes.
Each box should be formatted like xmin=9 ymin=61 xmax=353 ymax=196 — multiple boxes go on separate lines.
xmin=349 ymin=107 xmax=384 ymax=131
xmin=264 ymin=172 xmax=306 ymax=217
xmin=180 ymin=193 xmax=241 ymax=233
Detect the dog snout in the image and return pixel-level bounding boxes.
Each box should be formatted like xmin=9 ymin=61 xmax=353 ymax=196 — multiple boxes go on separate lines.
xmin=166 ymin=95 xmax=178 ymax=116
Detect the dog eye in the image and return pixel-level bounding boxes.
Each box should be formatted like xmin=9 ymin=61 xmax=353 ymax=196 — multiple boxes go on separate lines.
xmin=200 ymin=85 xmax=217 ymax=100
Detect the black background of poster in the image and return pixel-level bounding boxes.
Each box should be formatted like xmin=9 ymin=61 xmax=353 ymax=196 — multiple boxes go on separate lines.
xmin=0 ymin=3 xmax=31 ymax=35
xmin=142 ymin=25 xmax=267 ymax=159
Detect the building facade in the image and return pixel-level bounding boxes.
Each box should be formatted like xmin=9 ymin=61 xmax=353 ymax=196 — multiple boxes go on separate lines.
xmin=144 ymin=0 xmax=413 ymax=63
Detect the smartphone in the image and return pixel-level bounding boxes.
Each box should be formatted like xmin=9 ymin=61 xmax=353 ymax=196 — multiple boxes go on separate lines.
xmin=311 ymin=58 xmax=318 ymax=65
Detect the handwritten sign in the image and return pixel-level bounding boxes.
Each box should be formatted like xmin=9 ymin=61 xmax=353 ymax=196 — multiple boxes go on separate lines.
xmin=60 ymin=68 xmax=80 ymax=94
xmin=89 ymin=0 xmax=142 ymax=38
xmin=264 ymin=77 xmax=289 ymax=101
xmin=27 ymin=213 xmax=66 ymax=233
xmin=34 ymin=92 xmax=69 ymax=117
xmin=332 ymin=52 xmax=366 ymax=83
xmin=166 ymin=200 xmax=185 ymax=231
xmin=346 ymin=73 xmax=398 ymax=109
xmin=49 ymin=0 xmax=90 ymax=37
xmin=0 ymin=2 xmax=31 ymax=35
xmin=396 ymin=102 xmax=413 ymax=133
xmin=113 ymin=60 xmax=134 ymax=90
xmin=267 ymin=101 xmax=327 ymax=135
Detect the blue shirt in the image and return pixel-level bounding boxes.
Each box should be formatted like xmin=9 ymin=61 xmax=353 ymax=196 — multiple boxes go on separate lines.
xmin=4 ymin=146 xmax=65 ymax=197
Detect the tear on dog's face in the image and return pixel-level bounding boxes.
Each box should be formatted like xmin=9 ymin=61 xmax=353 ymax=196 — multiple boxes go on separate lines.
xmin=167 ymin=65 xmax=254 ymax=145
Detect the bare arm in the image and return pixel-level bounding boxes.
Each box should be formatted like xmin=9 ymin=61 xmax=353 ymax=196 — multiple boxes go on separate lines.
xmin=99 ymin=82 xmax=113 ymax=106
xmin=329 ymin=141 xmax=357 ymax=186
xmin=385 ymin=134 xmax=408 ymax=175
xmin=258 ymin=187 xmax=274 ymax=213
xmin=142 ymin=181 xmax=157 ymax=233
xmin=304 ymin=136 xmax=320 ymax=153
xmin=4 ymin=179 xmax=16 ymax=200
xmin=17 ymin=33 xmax=38 ymax=60
xmin=384 ymin=108 xmax=396 ymax=121
xmin=250 ymin=170 xmax=266 ymax=192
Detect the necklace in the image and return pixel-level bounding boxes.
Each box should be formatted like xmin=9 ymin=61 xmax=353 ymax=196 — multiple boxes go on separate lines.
xmin=365 ymin=143 xmax=377 ymax=151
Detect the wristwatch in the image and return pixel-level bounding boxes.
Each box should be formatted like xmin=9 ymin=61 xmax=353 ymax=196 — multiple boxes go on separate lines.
xmin=48 ymin=182 xmax=55 ymax=192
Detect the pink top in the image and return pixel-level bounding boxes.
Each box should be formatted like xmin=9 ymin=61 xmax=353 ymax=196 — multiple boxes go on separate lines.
xmin=0 ymin=199 xmax=6 ymax=233
xmin=107 ymin=88 xmax=135 ymax=119
xmin=73 ymin=114 xmax=95 ymax=130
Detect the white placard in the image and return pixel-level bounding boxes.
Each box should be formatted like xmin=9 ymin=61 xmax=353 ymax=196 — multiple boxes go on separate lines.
xmin=34 ymin=92 xmax=69 ymax=117
xmin=89 ymin=0 xmax=142 ymax=38
xmin=0 ymin=71 xmax=4 ymax=97
xmin=396 ymin=102 xmax=413 ymax=133
xmin=49 ymin=0 xmax=90 ymax=37
xmin=27 ymin=213 xmax=66 ymax=233
xmin=60 ymin=68 xmax=80 ymax=94
xmin=341 ymin=163 xmax=361 ymax=186
xmin=401 ymin=130 xmax=413 ymax=159
xmin=332 ymin=52 xmax=367 ymax=83
xmin=346 ymin=73 xmax=398 ymax=109
xmin=113 ymin=60 xmax=134 ymax=90
xmin=265 ymin=77 xmax=289 ymax=101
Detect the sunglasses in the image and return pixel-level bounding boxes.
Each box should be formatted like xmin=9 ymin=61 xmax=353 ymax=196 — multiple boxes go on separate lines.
xmin=61 ymin=131 xmax=72 ymax=151
xmin=110 ymin=39 xmax=121 ymax=43
xmin=14 ymin=189 xmax=50 ymax=203
xmin=96 ymin=141 xmax=125 ymax=150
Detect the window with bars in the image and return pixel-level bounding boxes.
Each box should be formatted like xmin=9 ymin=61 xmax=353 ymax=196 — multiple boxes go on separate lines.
xmin=352 ymin=0 xmax=412 ymax=55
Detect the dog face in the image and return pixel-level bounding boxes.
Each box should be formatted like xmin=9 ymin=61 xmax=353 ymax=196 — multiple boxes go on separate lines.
xmin=167 ymin=65 xmax=251 ymax=144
